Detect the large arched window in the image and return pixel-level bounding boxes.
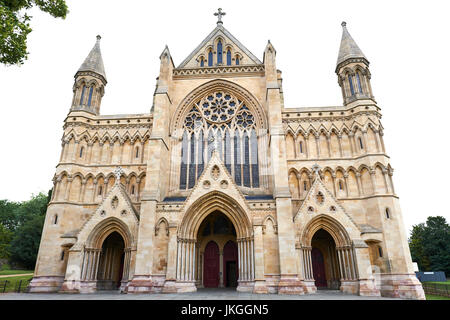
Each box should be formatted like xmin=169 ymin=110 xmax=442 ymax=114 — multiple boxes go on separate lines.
xmin=179 ymin=91 xmax=260 ymax=189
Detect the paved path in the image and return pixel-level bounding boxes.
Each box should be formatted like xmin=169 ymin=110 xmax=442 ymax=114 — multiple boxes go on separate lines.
xmin=0 ymin=288 xmax=401 ymax=300
xmin=0 ymin=273 xmax=33 ymax=278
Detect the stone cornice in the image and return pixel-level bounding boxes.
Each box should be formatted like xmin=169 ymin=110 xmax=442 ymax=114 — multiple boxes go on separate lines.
xmin=286 ymin=153 xmax=391 ymax=162
xmin=282 ymin=105 xmax=381 ymax=124
xmin=173 ymin=65 xmax=265 ymax=79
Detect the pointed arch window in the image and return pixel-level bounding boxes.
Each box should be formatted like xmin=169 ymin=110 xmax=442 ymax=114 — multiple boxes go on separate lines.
xmin=226 ymin=49 xmax=231 ymax=65
xmin=348 ymin=75 xmax=355 ymax=95
xmin=299 ymin=141 xmax=303 ymax=153
xmin=180 ymin=131 xmax=188 ymax=189
xmin=235 ymin=56 xmax=240 ymax=65
xmin=87 ymin=86 xmax=94 ymax=107
xmin=250 ymin=129 xmax=259 ymax=188
xmin=200 ymin=57 xmax=205 ymax=67
xmin=197 ymin=131 xmax=204 ymax=179
xmin=79 ymin=85 xmax=86 ymax=105
xmin=356 ymin=72 xmax=363 ymax=93
xmin=217 ymin=40 xmax=223 ymax=64
xmin=208 ymin=50 xmax=213 ymax=66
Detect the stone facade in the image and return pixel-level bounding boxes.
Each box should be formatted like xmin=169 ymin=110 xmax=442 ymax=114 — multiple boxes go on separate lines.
xmin=29 ymin=13 xmax=425 ymax=299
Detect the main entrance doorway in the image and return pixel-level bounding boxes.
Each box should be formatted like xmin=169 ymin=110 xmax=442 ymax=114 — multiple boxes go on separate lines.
xmin=198 ymin=211 xmax=238 ymax=288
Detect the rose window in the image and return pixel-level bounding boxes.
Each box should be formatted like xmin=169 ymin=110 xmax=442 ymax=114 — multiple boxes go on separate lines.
xmin=200 ymin=92 xmax=239 ymax=124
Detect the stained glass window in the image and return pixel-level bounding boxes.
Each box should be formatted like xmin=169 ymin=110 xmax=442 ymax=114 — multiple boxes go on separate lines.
xmin=197 ymin=131 xmax=204 ymax=179
xmin=227 ymin=49 xmax=231 ymax=65
xmin=250 ymin=129 xmax=259 ymax=187
xmin=234 ymin=134 xmax=241 ymax=185
xmin=87 ymin=86 xmax=94 ymax=107
xmin=79 ymin=85 xmax=86 ymax=105
xmin=200 ymin=57 xmax=204 ymax=67
xmin=348 ymin=75 xmax=355 ymax=95
xmin=179 ymin=131 xmax=188 ymax=189
xmin=179 ymin=90 xmax=260 ymax=190
xmin=356 ymin=72 xmax=363 ymax=93
xmin=217 ymin=40 xmax=222 ymax=64
xmin=243 ymin=134 xmax=250 ymax=187
xmin=235 ymin=56 xmax=240 ymax=65
xmin=225 ymin=129 xmax=232 ymax=174
xmin=208 ymin=50 xmax=213 ymax=66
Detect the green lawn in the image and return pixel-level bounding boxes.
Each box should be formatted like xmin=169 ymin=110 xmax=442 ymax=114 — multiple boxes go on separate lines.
xmin=0 ymin=275 xmax=33 ymax=293
xmin=0 ymin=270 xmax=34 ymax=276
xmin=426 ymin=294 xmax=450 ymax=300
xmin=424 ymin=280 xmax=450 ymax=285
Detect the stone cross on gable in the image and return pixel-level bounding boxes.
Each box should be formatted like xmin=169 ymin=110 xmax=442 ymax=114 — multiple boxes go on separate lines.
xmin=214 ymin=8 xmax=226 ymax=24
xmin=114 ymin=166 xmax=124 ymax=183
xmin=312 ymin=164 xmax=321 ymax=177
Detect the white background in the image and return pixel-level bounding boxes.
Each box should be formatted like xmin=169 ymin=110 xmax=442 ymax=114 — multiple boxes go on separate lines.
xmin=0 ymin=0 xmax=449 ymax=235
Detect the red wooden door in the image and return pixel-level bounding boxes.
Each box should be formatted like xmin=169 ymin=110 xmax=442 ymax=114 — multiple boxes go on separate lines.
xmin=312 ymin=248 xmax=327 ymax=287
xmin=223 ymin=241 xmax=238 ymax=287
xmin=204 ymin=241 xmax=220 ymax=288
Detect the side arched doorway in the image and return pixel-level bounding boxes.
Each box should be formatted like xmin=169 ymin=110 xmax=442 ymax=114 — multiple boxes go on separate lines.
xmin=311 ymin=229 xmax=341 ymax=290
xmin=96 ymin=232 xmax=125 ymax=290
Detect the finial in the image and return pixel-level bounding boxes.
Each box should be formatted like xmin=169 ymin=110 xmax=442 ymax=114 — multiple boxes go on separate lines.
xmin=341 ymin=21 xmax=347 ymax=28
xmin=214 ymin=8 xmax=226 ymax=24
xmin=96 ymin=35 xmax=101 ymax=41
xmin=114 ymin=166 xmax=124 ymax=184
xmin=312 ymin=164 xmax=321 ymax=177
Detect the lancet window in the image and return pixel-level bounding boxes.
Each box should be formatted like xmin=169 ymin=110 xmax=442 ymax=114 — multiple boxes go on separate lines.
xmin=179 ymin=91 xmax=260 ymax=189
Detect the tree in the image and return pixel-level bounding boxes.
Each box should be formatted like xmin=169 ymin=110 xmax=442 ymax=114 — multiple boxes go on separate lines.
xmin=0 ymin=223 xmax=13 ymax=259
xmin=0 ymin=191 xmax=51 ymax=268
xmin=409 ymin=216 xmax=450 ymax=276
xmin=0 ymin=0 xmax=68 ymax=65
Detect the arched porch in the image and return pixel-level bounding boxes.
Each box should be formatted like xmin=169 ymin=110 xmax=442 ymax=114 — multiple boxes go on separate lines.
xmin=175 ymin=191 xmax=254 ymax=292
xmin=300 ymin=215 xmax=360 ymax=294
xmin=78 ymin=217 xmax=133 ymax=292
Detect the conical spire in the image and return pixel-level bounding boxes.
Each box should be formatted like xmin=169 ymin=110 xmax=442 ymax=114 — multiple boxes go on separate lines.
xmin=77 ymin=35 xmax=107 ymax=82
xmin=336 ymin=22 xmax=368 ymax=69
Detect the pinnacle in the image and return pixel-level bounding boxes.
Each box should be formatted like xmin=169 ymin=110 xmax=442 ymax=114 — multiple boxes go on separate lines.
xmin=77 ymin=35 xmax=107 ymax=82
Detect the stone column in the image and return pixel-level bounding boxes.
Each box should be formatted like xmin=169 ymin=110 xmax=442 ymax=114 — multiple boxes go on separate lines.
xmin=65 ymin=177 xmax=72 ymax=201
xmin=369 ymin=168 xmax=376 ymax=195
xmin=253 ymin=223 xmax=267 ymax=293
xmin=163 ymin=224 xmax=178 ymax=293
xmin=337 ymin=134 xmax=343 ymax=157
xmin=348 ymin=132 xmax=355 ymax=156
xmin=326 ymin=133 xmax=331 ymax=157
xmin=219 ymin=249 xmax=224 ymax=287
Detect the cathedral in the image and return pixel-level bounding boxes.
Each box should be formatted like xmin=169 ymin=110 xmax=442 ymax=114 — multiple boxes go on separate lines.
xmin=29 ymin=10 xmax=425 ymax=299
